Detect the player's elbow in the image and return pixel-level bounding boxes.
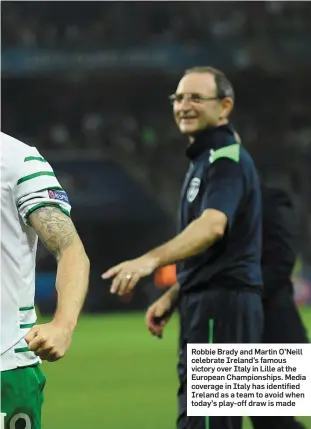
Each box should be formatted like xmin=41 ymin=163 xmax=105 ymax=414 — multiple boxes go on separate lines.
xmin=200 ymin=209 xmax=227 ymax=242
xmin=195 ymin=223 xmax=224 ymax=253
xmin=194 ymin=221 xmax=225 ymax=251
xmin=210 ymin=223 xmax=226 ymax=241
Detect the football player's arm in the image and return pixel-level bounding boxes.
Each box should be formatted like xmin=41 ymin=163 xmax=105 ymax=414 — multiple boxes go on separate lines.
xmin=28 ymin=206 xmax=90 ymax=332
xmin=145 ymin=158 xmax=244 ymax=268
xmin=102 ymin=156 xmax=244 ymax=296
xmin=165 ymin=282 xmax=180 ymax=306
xmin=102 ymin=209 xmax=226 ymax=293
xmin=145 ymin=209 xmax=227 ymax=268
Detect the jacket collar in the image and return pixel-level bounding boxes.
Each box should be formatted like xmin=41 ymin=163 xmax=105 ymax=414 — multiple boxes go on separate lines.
xmin=186 ymin=123 xmax=236 ymax=160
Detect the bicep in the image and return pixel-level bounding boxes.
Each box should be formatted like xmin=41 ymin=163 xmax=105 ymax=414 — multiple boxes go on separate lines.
xmin=28 ymin=206 xmax=79 ymax=259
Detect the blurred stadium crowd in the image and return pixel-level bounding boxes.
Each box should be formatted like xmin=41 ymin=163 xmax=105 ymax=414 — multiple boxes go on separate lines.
xmin=2 ymin=2 xmax=311 ymax=49
xmin=2 ymin=1 xmax=311 ymax=287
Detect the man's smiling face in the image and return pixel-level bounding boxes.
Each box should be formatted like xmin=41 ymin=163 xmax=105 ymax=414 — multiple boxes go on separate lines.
xmin=173 ymin=72 xmax=227 ymax=137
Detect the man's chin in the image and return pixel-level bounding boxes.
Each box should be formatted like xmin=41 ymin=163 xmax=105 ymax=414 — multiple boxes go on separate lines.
xmin=178 ymin=125 xmax=199 ymax=136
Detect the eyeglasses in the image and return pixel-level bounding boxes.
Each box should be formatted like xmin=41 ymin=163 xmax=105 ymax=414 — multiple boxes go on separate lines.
xmin=168 ymin=93 xmax=221 ymax=104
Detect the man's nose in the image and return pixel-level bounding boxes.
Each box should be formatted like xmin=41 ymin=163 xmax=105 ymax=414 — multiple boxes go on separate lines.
xmin=176 ymin=104 xmax=192 ymax=115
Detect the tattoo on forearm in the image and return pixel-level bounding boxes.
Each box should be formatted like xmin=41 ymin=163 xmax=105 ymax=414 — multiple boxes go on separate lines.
xmin=31 ymin=206 xmax=76 ymax=258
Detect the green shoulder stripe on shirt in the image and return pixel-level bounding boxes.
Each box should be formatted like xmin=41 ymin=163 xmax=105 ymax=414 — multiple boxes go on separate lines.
xmin=20 ymin=323 xmax=35 ymax=329
xmin=25 ymin=202 xmax=71 ymax=221
xmin=36 ymin=186 xmax=64 ymax=193
xmin=17 ymin=171 xmax=55 ymax=185
xmin=24 ymin=156 xmax=47 ymax=163
xmin=15 ymin=347 xmax=29 ymax=353
xmin=209 ymin=143 xmax=240 ymax=164
xmin=19 ymin=306 xmax=34 ymax=311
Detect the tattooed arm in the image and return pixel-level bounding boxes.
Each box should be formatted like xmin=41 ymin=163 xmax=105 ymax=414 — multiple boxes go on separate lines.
xmin=25 ymin=206 xmax=90 ymax=361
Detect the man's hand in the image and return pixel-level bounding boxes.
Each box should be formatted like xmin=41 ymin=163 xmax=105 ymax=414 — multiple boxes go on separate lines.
xmin=101 ymin=255 xmax=158 ymax=296
xmin=25 ymin=322 xmax=73 ymax=362
xmin=146 ymin=294 xmax=175 ymax=339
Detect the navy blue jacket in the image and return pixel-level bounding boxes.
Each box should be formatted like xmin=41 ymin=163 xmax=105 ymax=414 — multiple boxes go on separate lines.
xmin=177 ymin=124 xmax=263 ymax=293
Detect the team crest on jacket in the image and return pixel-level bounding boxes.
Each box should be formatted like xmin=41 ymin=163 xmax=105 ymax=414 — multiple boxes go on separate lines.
xmin=187 ymin=178 xmax=201 ymax=202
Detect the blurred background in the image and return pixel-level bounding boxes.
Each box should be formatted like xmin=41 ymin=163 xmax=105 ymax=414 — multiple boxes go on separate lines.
xmin=1 ymin=2 xmax=311 ymax=428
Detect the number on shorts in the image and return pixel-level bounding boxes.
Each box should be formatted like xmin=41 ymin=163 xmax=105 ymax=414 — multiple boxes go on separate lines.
xmin=0 ymin=413 xmax=7 ymax=429
xmin=9 ymin=413 xmax=31 ymax=429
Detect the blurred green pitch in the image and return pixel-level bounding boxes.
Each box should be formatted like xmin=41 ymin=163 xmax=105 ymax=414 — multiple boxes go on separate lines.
xmin=41 ymin=308 xmax=311 ymax=429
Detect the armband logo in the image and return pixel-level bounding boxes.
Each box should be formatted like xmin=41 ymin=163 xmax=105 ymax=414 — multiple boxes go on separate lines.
xmin=48 ymin=189 xmax=69 ymax=204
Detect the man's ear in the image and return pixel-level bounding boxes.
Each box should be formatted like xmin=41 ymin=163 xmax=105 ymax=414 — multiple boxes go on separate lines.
xmin=220 ymin=97 xmax=234 ymax=120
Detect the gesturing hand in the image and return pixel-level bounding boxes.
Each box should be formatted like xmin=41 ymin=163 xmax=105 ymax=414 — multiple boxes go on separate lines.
xmin=101 ymin=255 xmax=158 ymax=296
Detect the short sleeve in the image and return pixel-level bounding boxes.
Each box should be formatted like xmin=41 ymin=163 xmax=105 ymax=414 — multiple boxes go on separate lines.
xmin=201 ymin=158 xmax=244 ymax=229
xmin=14 ymin=148 xmax=72 ymax=224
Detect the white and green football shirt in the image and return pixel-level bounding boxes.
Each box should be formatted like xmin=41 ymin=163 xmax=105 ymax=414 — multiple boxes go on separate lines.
xmin=1 ymin=132 xmax=71 ymax=371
